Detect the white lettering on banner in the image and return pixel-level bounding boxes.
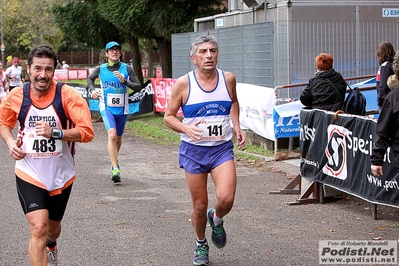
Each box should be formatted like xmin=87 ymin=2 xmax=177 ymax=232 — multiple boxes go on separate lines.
xmin=383 ymin=9 xmax=399 ymax=17
xmin=128 ymin=84 xmax=154 ymax=102
xmin=280 ymin=127 xmax=300 ymax=133
xmin=346 ymin=132 xmax=374 ymax=157
xmin=367 ymin=174 xmax=383 ymax=188
xmin=299 ymin=124 xmax=316 ymax=141
xmin=383 ymin=147 xmax=392 ymax=164
xmin=300 ymin=158 xmax=319 ymax=168
xmin=301 ymin=121 xmax=374 ymax=158
xmin=275 ymin=114 xmax=300 ymax=127
xmin=367 ymin=172 xmax=399 ymax=192
xmin=322 ymin=125 xmax=373 ymax=180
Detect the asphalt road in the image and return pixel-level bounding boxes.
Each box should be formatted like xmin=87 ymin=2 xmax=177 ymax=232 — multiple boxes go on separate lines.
xmin=1 ymin=122 xmax=399 ymax=266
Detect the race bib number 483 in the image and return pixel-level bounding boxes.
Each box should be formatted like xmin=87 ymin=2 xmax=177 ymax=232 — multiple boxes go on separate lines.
xmin=25 ymin=134 xmax=62 ymax=158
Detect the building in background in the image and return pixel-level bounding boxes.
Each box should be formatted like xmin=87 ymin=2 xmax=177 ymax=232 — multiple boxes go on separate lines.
xmin=172 ymin=0 xmax=399 ymax=99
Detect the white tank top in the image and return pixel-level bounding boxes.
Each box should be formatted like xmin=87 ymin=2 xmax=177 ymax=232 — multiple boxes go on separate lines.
xmin=16 ymin=84 xmax=75 ymax=192
xmin=181 ymin=69 xmax=233 ymax=146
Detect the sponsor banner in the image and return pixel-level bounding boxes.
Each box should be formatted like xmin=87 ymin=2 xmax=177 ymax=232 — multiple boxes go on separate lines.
xmin=151 ymin=78 xmax=182 ymax=116
xmin=272 ymin=78 xmax=378 ymax=138
xmin=68 ymin=82 xmax=154 ymax=116
xmin=54 ymin=69 xmax=89 ymax=81
xmin=54 ymin=69 xmax=68 ymax=81
xmin=319 ymin=240 xmax=397 ymax=264
xmin=236 ymin=83 xmax=275 ymax=141
xmin=383 ymin=8 xmax=399 ymax=17
xmin=273 ymin=100 xmax=303 ymax=138
xmin=300 ymin=108 xmax=399 ymax=207
xmin=67 ymin=83 xmax=89 ymax=98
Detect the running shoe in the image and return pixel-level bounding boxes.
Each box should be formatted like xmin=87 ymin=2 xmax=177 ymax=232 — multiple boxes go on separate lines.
xmin=47 ymin=246 xmax=58 ymax=266
xmin=207 ymin=208 xmax=227 ymax=248
xmin=111 ymin=167 xmax=121 ymax=183
xmin=193 ymin=241 xmax=209 ymax=266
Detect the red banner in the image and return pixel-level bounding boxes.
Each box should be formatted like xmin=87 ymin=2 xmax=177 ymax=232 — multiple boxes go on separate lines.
xmin=151 ymin=78 xmax=183 ymax=117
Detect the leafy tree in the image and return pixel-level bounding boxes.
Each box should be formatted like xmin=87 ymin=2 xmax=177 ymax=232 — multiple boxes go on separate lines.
xmin=2 ymin=0 xmax=65 ymax=52
xmin=52 ymin=0 xmax=227 ymax=79
xmin=52 ymin=1 xmax=122 ymax=49
xmin=96 ymin=0 xmax=152 ymax=83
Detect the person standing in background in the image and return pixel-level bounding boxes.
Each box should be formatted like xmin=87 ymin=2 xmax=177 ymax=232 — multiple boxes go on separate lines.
xmin=0 ymin=45 xmax=94 ymax=266
xmin=87 ymin=41 xmax=141 ymax=183
xmin=371 ymin=51 xmax=399 ymax=177
xmin=375 ymin=41 xmax=395 ymax=110
xmin=5 ymin=57 xmax=24 ymax=91
xmin=0 ymin=62 xmax=7 ymax=103
xmin=61 ymin=61 xmax=69 ymax=69
xmin=164 ymin=35 xmax=246 ymax=266
xmin=300 ymin=53 xmax=347 ymax=112
xmin=56 ymin=60 xmax=62 ymax=69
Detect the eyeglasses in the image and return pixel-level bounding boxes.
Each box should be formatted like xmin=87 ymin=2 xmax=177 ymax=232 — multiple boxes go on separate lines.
xmin=107 ymin=47 xmax=120 ymax=52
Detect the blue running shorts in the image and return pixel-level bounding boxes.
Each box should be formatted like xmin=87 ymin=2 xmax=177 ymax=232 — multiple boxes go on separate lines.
xmin=179 ymin=140 xmax=234 ymax=174
xmin=100 ymin=109 xmax=128 ymax=136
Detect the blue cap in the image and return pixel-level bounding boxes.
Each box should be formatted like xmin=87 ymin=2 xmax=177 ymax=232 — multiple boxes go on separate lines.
xmin=105 ymin=41 xmax=120 ymax=51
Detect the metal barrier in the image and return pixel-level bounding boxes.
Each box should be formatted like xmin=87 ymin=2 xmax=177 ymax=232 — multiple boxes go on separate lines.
xmin=273 ymin=74 xmax=376 ymax=160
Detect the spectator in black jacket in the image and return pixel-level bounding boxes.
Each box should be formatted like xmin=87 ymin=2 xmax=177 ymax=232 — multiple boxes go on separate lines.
xmin=300 ymin=53 xmax=347 ymax=112
xmin=371 ymin=51 xmax=399 ymax=176
xmin=375 ymin=41 xmax=395 ymax=109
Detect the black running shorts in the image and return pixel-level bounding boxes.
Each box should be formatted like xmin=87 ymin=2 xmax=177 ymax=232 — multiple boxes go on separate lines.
xmin=16 ymin=176 xmax=72 ymax=221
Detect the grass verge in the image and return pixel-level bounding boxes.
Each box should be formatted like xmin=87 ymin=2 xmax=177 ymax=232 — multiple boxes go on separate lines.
xmin=125 ymin=113 xmax=275 ymax=162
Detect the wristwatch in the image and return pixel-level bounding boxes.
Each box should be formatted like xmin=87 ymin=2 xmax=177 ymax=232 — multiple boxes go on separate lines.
xmin=51 ymin=128 xmax=63 ymax=140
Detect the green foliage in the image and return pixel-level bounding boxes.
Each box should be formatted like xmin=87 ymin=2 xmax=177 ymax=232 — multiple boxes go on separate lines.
xmin=52 ymin=1 xmax=122 ymax=49
xmin=150 ymin=0 xmax=227 ymax=39
xmin=2 ymin=0 xmax=65 ymax=52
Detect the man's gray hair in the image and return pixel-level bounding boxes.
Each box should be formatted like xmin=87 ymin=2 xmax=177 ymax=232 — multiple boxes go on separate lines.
xmin=189 ymin=35 xmax=218 ymax=57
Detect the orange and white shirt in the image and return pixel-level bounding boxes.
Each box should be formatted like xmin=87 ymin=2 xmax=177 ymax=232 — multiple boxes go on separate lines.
xmin=0 ymin=82 xmax=94 ymax=195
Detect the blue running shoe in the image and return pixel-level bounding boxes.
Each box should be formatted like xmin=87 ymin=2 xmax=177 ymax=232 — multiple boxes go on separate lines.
xmin=193 ymin=241 xmax=209 ymax=266
xmin=111 ymin=167 xmax=121 ymax=183
xmin=207 ymin=208 xmax=226 ymax=248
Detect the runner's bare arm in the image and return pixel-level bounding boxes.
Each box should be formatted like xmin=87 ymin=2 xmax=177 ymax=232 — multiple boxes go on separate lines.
xmin=0 ymin=125 xmax=27 ymax=160
xmin=164 ymin=76 xmax=203 ymax=141
xmin=225 ymin=72 xmax=246 ymax=147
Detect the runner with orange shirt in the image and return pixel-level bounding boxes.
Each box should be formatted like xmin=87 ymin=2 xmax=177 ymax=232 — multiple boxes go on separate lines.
xmin=0 ymin=45 xmax=94 ymax=266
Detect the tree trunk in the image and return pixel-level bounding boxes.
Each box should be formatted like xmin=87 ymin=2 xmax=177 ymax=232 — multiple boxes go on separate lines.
xmin=156 ymin=37 xmax=172 ymax=78
xmin=127 ymin=35 xmax=143 ymax=84
xmin=147 ymin=39 xmax=154 ymax=78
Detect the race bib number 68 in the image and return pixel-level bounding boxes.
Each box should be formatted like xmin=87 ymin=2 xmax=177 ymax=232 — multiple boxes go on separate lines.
xmin=107 ymin=93 xmax=124 ymax=107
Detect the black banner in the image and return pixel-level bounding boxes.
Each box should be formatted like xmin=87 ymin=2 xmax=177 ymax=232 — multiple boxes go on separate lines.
xmin=300 ymin=109 xmax=399 ymax=207
xmin=67 ymin=81 xmax=154 ymax=116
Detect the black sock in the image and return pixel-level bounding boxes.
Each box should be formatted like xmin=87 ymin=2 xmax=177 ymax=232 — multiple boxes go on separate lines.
xmin=47 ymin=239 xmax=57 ymax=249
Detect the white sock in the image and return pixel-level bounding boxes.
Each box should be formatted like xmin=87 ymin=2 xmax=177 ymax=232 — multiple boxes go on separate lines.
xmin=196 ymin=238 xmax=207 ymax=244
xmin=213 ymin=213 xmax=223 ymax=226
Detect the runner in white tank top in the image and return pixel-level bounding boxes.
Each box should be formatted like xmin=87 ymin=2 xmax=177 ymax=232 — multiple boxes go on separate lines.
xmin=164 ymin=35 xmax=246 ymax=266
